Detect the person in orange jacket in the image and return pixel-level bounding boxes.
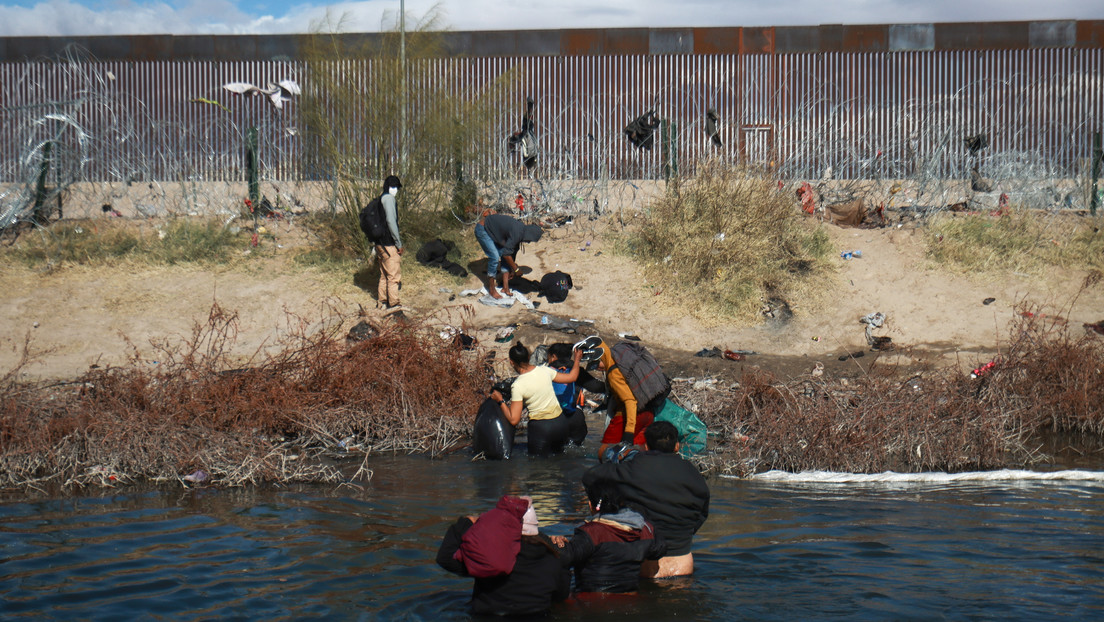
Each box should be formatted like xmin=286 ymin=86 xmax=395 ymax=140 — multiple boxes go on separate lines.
xmin=594 ymin=340 xmax=656 ymax=461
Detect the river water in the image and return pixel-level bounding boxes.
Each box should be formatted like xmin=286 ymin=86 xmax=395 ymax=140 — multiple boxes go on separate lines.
xmin=3 ymin=440 xmax=1104 ymax=620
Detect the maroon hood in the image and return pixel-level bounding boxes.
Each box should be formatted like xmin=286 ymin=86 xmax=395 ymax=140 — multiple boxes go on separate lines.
xmin=453 ymin=495 xmax=530 ymax=578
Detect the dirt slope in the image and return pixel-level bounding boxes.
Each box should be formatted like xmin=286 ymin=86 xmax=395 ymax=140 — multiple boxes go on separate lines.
xmin=2 ymin=215 xmax=1101 ymax=383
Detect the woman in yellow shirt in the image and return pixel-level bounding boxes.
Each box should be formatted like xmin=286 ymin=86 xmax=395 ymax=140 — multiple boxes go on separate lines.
xmin=490 ymin=342 xmax=583 ymax=456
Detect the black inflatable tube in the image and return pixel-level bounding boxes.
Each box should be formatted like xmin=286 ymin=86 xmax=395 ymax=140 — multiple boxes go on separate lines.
xmin=471 ymin=398 xmax=516 ymax=460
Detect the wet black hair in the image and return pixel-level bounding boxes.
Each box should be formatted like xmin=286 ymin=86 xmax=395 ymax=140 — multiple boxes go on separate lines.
xmin=585 ymin=478 xmax=625 ymax=514
xmin=508 ymin=342 xmax=531 ymax=365
xmin=547 ymin=342 xmax=574 ymax=363
xmin=644 ymin=421 xmax=679 ymax=453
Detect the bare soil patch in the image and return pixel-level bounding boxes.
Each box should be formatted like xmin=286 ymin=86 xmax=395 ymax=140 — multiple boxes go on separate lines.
xmin=2 ymin=213 xmax=1102 ymax=385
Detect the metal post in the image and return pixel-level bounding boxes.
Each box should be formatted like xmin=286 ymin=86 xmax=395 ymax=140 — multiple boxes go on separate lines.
xmin=246 ymin=126 xmax=259 ymax=205
xmin=400 ymin=0 xmax=407 ymax=171
xmin=661 ymin=120 xmax=678 ymax=184
xmin=1092 ymin=131 xmax=1102 ymax=217
xmin=33 ymin=142 xmax=52 ymax=224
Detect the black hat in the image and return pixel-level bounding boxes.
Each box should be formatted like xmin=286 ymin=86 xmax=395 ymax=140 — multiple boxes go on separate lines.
xmin=383 ymin=175 xmax=402 ymax=192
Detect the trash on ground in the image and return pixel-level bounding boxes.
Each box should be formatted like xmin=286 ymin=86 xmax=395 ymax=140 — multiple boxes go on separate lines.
xmin=183 ymin=470 xmax=209 ymax=484
xmin=480 ymin=295 xmax=514 ymax=308
xmin=346 ymin=320 xmax=377 ymax=342
xmin=971 ymin=360 xmax=997 ymax=379
xmin=534 ymin=312 xmax=587 ymax=333
xmin=983 ymin=297 xmax=996 ymax=305
xmin=870 ymin=336 xmax=894 ymax=350
xmin=494 ymin=326 xmax=517 ymax=343
xmin=860 ymin=311 xmax=887 ymax=345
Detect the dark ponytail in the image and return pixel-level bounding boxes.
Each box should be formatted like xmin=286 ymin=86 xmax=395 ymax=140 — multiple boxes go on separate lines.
xmin=509 ymin=342 xmax=531 ymax=366
xmin=585 ymin=478 xmax=625 ymax=515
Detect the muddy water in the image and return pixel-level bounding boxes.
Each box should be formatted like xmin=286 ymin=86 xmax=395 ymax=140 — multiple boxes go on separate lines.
xmin=2 ymin=439 xmax=1104 ymax=619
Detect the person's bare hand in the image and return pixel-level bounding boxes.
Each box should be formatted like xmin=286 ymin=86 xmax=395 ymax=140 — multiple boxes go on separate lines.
xmin=490 ymin=389 xmax=504 ymax=402
xmin=549 ymin=535 xmax=568 ymax=547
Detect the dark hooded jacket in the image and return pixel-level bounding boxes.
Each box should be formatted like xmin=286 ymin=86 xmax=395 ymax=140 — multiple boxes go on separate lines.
xmin=582 ymin=452 xmax=709 ymax=556
xmin=558 ymin=507 xmax=666 ymax=593
xmin=437 ymin=504 xmax=570 ymax=616
xmin=483 ymin=214 xmax=541 ymax=257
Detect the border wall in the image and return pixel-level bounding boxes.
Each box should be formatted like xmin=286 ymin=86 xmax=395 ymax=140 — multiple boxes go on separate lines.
xmin=1 ymin=21 xmax=1102 ymax=222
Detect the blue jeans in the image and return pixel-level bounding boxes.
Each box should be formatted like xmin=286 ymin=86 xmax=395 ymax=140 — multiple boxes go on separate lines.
xmin=475 ymin=223 xmax=505 ymax=278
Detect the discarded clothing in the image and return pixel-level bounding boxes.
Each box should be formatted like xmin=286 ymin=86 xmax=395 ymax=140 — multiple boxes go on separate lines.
xmin=536 ymin=313 xmax=587 ymax=333
xmin=624 ymin=110 xmax=661 ymax=150
xmin=539 ymin=271 xmax=573 ymax=303
xmin=826 ymin=198 xmax=866 ymax=227
xmin=860 ymin=312 xmax=887 ymax=345
xmin=474 ymin=287 xmax=535 ymax=309
xmin=705 ymin=108 xmax=722 ymax=148
xmin=416 ymin=239 xmax=468 ymax=277
xmin=480 ymin=295 xmax=515 ymax=308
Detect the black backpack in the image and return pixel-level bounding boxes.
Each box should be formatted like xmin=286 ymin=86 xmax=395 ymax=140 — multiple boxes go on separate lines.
xmin=540 ymin=270 xmax=573 ymax=303
xmin=359 ymin=194 xmax=391 ymax=245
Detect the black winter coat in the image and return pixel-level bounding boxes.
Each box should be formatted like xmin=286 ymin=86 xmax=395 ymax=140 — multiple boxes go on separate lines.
xmin=582 ymin=451 xmax=710 ymax=556
xmin=436 ymin=517 xmax=570 ymax=616
xmin=559 ymin=510 xmax=666 ymax=593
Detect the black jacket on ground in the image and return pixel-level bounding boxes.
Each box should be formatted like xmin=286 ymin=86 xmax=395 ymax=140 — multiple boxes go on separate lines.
xmin=558 ymin=510 xmax=666 ymax=593
xmin=436 ymin=517 xmax=570 ymax=616
xmin=581 ymin=451 xmax=710 ymax=556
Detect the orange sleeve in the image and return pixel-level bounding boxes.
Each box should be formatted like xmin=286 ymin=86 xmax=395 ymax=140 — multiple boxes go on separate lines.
xmin=607 ymin=368 xmax=638 ymax=434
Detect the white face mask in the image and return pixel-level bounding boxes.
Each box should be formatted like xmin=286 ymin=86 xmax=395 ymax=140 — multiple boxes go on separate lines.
xmin=388 ymin=187 xmax=398 ymax=196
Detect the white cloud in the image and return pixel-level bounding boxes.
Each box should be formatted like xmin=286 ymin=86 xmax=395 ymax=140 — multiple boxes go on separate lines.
xmin=0 ymin=0 xmax=1101 ymax=37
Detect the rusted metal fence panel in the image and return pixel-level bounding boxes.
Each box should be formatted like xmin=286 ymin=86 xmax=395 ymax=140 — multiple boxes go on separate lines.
xmin=2 ymin=47 xmax=1103 ymax=219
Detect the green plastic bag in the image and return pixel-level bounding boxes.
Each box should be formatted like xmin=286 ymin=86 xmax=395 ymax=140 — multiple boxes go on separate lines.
xmin=653 ymin=399 xmax=707 ymax=457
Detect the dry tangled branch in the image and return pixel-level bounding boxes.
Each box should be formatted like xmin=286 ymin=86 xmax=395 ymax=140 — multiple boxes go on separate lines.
xmin=684 ymin=303 xmax=1104 ymax=476
xmin=0 ymin=303 xmax=487 ymax=492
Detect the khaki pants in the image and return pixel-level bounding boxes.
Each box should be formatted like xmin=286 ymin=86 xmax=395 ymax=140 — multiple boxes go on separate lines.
xmin=376 ymin=245 xmax=401 ymax=307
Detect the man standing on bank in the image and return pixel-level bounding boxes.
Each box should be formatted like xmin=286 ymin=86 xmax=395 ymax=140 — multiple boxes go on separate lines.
xmin=376 ymin=175 xmax=404 ymax=312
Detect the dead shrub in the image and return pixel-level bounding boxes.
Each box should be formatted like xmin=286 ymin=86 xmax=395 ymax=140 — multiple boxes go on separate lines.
xmin=632 ymin=163 xmax=835 ymax=322
xmin=686 ymin=302 xmax=1104 ymax=476
xmin=0 ymin=303 xmax=487 ymax=492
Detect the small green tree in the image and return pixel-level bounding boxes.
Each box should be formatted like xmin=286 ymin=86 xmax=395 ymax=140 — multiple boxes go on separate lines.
xmin=300 ymin=8 xmax=512 ymax=257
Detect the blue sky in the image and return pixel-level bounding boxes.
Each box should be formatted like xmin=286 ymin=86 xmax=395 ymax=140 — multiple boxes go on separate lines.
xmin=0 ymin=0 xmax=1102 ymax=37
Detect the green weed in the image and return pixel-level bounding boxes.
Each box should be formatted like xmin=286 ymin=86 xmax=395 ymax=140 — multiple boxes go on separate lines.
xmin=926 ymin=210 xmax=1104 ymax=274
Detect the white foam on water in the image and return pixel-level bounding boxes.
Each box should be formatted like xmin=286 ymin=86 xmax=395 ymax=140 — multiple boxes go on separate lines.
xmin=726 ymin=469 xmax=1104 ymax=484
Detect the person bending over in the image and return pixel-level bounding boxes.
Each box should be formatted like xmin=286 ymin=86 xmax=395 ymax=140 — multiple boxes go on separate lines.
xmin=582 ymin=421 xmax=710 ymax=578
xmin=474 ymin=212 xmax=543 ymax=299
xmin=490 ymin=341 xmax=582 ymax=456
xmin=593 ymin=339 xmax=663 ymax=460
